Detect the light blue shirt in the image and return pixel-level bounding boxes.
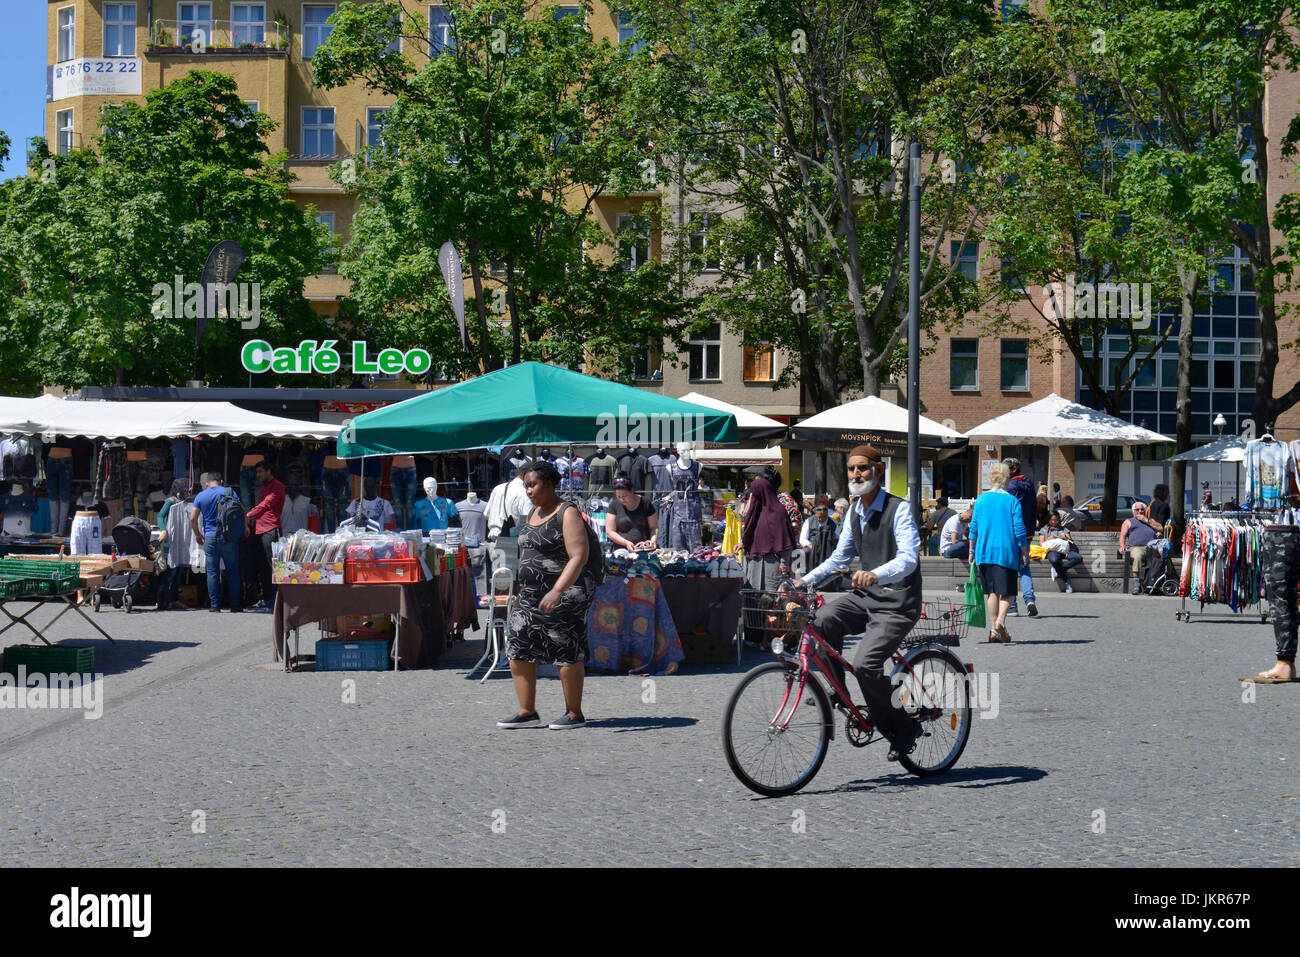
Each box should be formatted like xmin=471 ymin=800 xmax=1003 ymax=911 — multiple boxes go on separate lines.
xmin=805 ymin=490 xmax=920 ymax=588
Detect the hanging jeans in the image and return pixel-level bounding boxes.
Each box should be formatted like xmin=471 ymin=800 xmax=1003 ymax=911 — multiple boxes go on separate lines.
xmin=45 ymin=456 xmax=72 ymax=535
xmin=389 ymin=466 xmax=419 ymax=531
xmin=1263 ymin=525 xmax=1300 ymax=663
xmin=321 ymin=467 xmax=351 ymax=533
xmin=239 ymin=465 xmax=262 ymax=511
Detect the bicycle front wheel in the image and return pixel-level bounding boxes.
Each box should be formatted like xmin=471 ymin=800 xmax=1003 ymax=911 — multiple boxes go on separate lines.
xmin=891 ymin=647 xmax=972 ymax=777
xmin=722 ymin=661 xmax=832 ymax=797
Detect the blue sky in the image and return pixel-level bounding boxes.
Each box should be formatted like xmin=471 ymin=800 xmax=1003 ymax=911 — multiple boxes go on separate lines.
xmin=0 ymin=5 xmax=50 ymax=178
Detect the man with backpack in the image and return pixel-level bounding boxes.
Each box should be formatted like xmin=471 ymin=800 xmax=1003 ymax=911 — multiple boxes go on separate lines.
xmin=190 ymin=472 xmax=245 ymax=614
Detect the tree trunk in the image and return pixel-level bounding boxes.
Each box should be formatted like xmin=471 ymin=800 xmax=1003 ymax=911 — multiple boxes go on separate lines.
xmin=504 ymin=255 xmax=521 ymax=365
xmin=466 ymin=247 xmax=493 ymax=371
xmin=1171 ymin=264 xmax=1198 ymax=530
xmin=1102 ymin=444 xmax=1121 ymax=526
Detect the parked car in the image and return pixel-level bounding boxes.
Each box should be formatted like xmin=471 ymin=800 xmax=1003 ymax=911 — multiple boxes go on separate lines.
xmin=1071 ymin=494 xmax=1141 ymax=528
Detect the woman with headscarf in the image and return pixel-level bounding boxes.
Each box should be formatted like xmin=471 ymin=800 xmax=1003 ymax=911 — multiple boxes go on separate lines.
xmin=740 ymin=465 xmax=796 ymax=591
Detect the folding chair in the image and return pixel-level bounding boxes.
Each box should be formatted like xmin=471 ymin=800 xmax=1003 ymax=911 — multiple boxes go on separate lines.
xmin=468 ymin=565 xmax=514 ymax=681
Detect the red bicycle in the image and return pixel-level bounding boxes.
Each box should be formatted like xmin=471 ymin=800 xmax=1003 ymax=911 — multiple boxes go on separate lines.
xmin=723 ymin=582 xmax=974 ymax=796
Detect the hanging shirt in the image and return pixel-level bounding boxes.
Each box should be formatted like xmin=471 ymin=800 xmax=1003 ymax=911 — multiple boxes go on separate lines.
xmin=413 ymin=495 xmax=458 ymax=532
xmin=617 ymin=451 xmax=650 ymax=491
xmin=347 ymin=496 xmax=396 ymax=529
xmin=455 ymin=498 xmax=488 ymax=545
xmin=280 ymin=494 xmax=318 ymax=536
xmin=587 ymin=453 xmax=619 ymax=491
xmin=1243 ymin=439 xmax=1296 ymax=509
xmin=0 ymin=491 xmax=37 ymax=535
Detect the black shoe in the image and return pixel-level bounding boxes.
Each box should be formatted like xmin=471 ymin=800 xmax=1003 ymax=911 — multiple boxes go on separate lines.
xmin=209 ymin=607 xmax=221 ymax=613
xmin=1027 ymin=601 xmax=1038 ymax=617
xmin=230 ymin=607 xmax=244 ymax=614
xmin=886 ymin=721 xmax=924 ymax=762
xmin=497 ymin=711 xmax=541 ymax=729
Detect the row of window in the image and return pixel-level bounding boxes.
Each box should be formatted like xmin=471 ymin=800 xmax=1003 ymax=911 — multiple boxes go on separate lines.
xmin=950 ymin=339 xmax=1029 ymax=392
xmin=56 ymin=4 xmax=642 ymax=62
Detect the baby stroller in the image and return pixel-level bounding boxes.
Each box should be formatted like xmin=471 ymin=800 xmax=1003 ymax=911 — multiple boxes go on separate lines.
xmin=1137 ymin=538 xmax=1178 ymax=597
xmin=93 ymin=516 xmax=160 ymax=613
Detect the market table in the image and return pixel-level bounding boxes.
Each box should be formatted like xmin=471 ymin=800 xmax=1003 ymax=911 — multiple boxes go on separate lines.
xmin=586 ymin=575 xmax=742 ymax=672
xmin=0 ymin=593 xmax=118 ymax=646
xmin=272 ymin=580 xmax=445 ymax=672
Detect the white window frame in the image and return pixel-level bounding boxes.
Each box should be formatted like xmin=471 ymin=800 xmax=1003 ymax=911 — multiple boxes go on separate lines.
xmin=553 ymin=5 xmax=583 ymax=22
xmin=617 ymin=13 xmax=643 ymax=52
xmin=316 ymin=211 xmax=337 ymax=274
xmin=103 ymin=3 xmax=136 ymax=57
xmin=231 ymin=3 xmax=267 ymax=46
xmin=301 ymin=106 xmax=336 ymax=157
xmin=690 ymin=213 xmax=719 ymax=273
xmin=178 ymin=3 xmax=212 ymax=46
xmin=384 ymin=12 xmax=401 ymax=53
xmin=617 ymin=215 xmax=649 ymax=270
xmin=366 ymin=107 xmax=389 ymax=148
xmin=428 ymin=5 xmax=454 ymax=53
xmin=689 ymin=322 xmax=722 ymax=382
xmin=951 ymin=240 xmax=979 ymax=281
xmin=303 ymin=3 xmax=337 ymax=59
xmin=56 ymin=110 xmax=74 ymax=155
xmin=57 ymin=6 xmax=76 ymax=62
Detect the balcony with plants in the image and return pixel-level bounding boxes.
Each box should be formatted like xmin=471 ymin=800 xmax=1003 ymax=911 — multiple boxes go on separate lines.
xmin=147 ymin=17 xmax=290 ymax=55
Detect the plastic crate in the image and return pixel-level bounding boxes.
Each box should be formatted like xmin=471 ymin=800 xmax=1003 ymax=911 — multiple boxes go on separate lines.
xmin=2 ymin=644 xmax=95 ymax=676
xmin=314 ymin=638 xmax=391 ymax=671
xmin=344 ymin=558 xmax=421 ymax=584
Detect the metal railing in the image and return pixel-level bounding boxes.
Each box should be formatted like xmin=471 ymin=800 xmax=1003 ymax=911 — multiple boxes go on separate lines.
xmin=148 ymin=18 xmax=288 ymax=52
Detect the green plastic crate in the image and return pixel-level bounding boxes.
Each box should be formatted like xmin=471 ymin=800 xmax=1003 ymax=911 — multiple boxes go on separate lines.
xmin=2 ymin=644 xmax=95 ymax=677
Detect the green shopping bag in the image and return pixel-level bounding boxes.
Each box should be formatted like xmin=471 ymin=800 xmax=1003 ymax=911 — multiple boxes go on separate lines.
xmin=964 ymin=563 xmax=986 ymax=628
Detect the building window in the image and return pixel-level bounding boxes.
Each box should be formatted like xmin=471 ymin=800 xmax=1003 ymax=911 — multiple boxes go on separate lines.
xmin=303 ymin=4 xmax=337 ymax=58
xmin=57 ymin=6 xmax=75 ymax=61
xmin=629 ymin=344 xmax=659 ymax=381
xmin=690 ymin=213 xmax=719 ymax=272
xmin=55 ymin=110 xmax=74 ymax=156
xmin=1001 ymin=339 xmax=1028 ymax=391
xmin=384 ymin=12 xmax=401 ymax=53
xmin=1002 ymin=0 xmax=1028 ymax=20
xmin=301 ymin=107 xmax=336 ymax=156
xmin=366 ymin=107 xmax=389 ymax=148
xmin=429 ymin=6 xmax=454 ymax=53
xmin=553 ymin=5 xmax=582 ymax=20
xmin=617 ymin=13 xmax=644 ymax=52
xmin=689 ymin=322 xmax=722 ymax=381
xmin=231 ymin=3 xmax=265 ymax=45
xmin=743 ymin=337 xmax=774 ymax=382
xmin=1134 ymin=357 xmax=1156 ymax=388
xmin=617 ymin=215 xmax=649 ymax=270
xmin=316 ymin=211 xmax=337 ymax=274
xmin=950 ymin=339 xmax=978 ymax=391
xmin=178 ymin=3 xmax=212 ymax=46
xmin=103 ymin=3 xmax=136 ymax=56
xmin=743 ymin=250 xmax=772 ymax=272
xmin=1000 ymin=256 xmax=1026 ymax=294
xmin=951 ymin=240 xmax=978 ymax=281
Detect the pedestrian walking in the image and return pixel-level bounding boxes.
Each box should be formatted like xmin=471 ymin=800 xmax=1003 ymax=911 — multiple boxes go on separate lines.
xmin=1148 ymin=483 xmax=1172 ymax=529
xmin=498 ymin=461 xmax=600 ymax=730
xmin=969 ymin=462 xmax=1028 ymax=642
xmin=1004 ymin=458 xmax=1039 ymax=617
xmin=740 ymin=465 xmax=796 ymax=591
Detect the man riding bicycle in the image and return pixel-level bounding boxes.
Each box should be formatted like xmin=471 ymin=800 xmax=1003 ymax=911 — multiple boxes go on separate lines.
xmin=792 ymin=444 xmax=924 ymax=761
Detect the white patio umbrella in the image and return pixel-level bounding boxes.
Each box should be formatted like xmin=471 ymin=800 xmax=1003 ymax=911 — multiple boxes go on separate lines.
xmin=1166 ymin=437 xmax=1246 ymax=463
xmin=676 ymin=392 xmax=787 ymax=439
xmin=965 ymin=393 xmax=1171 ymax=495
xmin=787 ymin=394 xmax=967 ymax=455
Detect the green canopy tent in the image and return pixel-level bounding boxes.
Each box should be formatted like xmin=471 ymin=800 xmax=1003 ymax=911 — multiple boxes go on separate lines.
xmin=335 ymin=362 xmax=739 ymax=457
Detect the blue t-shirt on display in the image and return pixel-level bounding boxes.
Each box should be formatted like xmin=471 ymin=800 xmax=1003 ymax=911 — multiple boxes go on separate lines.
xmin=193 ymin=485 xmax=230 ymax=537
xmin=414 ymin=496 xmax=458 ymax=532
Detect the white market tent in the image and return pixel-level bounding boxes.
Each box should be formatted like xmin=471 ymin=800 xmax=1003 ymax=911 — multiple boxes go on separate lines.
xmin=1166 ymin=437 xmax=1246 ymax=464
xmin=676 ymin=392 xmax=787 ymax=439
xmin=0 ymin=396 xmax=340 ymax=441
xmin=692 ymin=446 xmax=783 ymax=467
xmin=787 ymin=394 xmax=967 ymax=455
xmin=965 ymin=393 xmax=1171 ymax=494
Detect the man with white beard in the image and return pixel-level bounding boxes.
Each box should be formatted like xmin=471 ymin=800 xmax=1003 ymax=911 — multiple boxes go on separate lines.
xmin=793 ymin=444 xmax=924 ymax=762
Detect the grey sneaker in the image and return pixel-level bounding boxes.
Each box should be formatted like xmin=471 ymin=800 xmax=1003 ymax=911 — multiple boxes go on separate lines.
xmin=497 ymin=711 xmax=541 ymax=729
xmin=548 ymin=713 xmax=586 ymax=730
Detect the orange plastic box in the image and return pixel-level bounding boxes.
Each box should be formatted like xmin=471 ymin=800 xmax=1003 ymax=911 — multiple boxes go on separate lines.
xmin=344 ymin=558 xmax=422 ymax=584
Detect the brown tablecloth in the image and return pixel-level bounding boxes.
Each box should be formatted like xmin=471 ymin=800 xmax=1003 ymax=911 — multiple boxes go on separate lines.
xmin=273 ymin=580 xmax=444 ymax=669
xmin=659 ymin=577 xmax=742 ymax=640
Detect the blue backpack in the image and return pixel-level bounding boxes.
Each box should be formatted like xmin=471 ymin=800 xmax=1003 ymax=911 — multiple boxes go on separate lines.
xmin=214 ymin=489 xmax=246 ymax=543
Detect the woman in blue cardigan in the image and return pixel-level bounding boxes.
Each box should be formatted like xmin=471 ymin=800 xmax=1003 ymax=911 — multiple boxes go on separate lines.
xmin=969 ymin=462 xmax=1029 ymax=643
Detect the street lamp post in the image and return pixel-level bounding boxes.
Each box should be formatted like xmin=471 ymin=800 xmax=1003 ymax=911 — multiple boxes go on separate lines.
xmin=1213 ymin=413 xmax=1227 ymax=508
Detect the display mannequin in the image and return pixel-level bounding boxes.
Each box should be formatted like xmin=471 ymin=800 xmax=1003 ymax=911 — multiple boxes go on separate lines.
xmin=281 ymin=482 xmax=319 ymax=535
xmin=414 ymin=476 xmax=460 ymax=533
xmin=587 ymin=446 xmax=618 ymax=495
xmin=321 ymin=454 xmax=351 ymax=533
xmin=556 ymin=444 xmax=586 ymax=492
xmin=508 ymin=447 xmax=531 ymax=474
xmin=455 ymin=489 xmax=489 ymax=546
xmin=668 ymin=442 xmax=702 ymax=549
xmin=46 ymin=446 xmax=73 ymax=536
xmin=618 ymin=446 xmax=650 ymax=492
xmin=537 ymin=447 xmax=556 ymax=464
xmin=346 ymin=476 xmax=397 ymax=530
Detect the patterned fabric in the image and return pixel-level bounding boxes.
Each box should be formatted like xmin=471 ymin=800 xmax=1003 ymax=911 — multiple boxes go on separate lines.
xmin=778 ymin=492 xmax=803 ymax=539
xmin=586 ymin=572 xmax=684 ymax=674
xmin=508 ymin=504 xmax=598 ymax=665
xmin=1263 ymin=526 xmax=1300 ymax=662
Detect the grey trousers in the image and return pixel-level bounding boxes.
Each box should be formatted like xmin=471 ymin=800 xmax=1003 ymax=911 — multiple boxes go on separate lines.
xmin=814 ymin=593 xmax=919 ymax=743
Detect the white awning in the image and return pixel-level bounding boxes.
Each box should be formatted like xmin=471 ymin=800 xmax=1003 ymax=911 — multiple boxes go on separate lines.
xmin=693 ymin=446 xmax=784 ymax=467
xmin=676 ymin=392 xmax=786 ymax=437
xmin=0 ymin=396 xmax=340 ymax=441
xmin=788 ymin=394 xmax=967 ymax=454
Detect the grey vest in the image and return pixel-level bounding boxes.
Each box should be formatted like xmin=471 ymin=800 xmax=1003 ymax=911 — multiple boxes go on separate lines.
xmin=849 ymin=492 xmax=923 ymax=615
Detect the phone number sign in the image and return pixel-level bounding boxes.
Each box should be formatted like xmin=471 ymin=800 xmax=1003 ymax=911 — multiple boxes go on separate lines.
xmin=47 ymin=58 xmax=142 ymax=102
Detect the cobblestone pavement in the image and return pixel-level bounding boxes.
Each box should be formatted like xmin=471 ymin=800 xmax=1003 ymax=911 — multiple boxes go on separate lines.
xmin=0 ymin=591 xmax=1295 ymax=867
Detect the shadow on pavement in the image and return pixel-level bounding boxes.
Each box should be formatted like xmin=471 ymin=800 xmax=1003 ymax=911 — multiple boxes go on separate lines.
xmin=82 ymin=638 xmax=202 ymax=677
xmin=797 ymin=764 xmax=1048 ymax=797
xmin=584 ymin=716 xmax=700 ymax=732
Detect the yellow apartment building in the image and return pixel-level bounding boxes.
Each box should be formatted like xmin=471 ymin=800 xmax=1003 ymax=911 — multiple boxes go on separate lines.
xmin=42 ymin=0 xmax=806 ymax=422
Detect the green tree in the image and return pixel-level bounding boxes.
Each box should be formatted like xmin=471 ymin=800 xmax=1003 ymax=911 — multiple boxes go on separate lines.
xmin=312 ymin=0 xmax=688 ymax=377
xmin=0 ymin=72 xmax=329 ymax=390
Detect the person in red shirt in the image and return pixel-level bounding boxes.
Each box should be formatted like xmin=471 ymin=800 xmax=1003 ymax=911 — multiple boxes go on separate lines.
xmin=245 ymin=460 xmax=285 ymax=610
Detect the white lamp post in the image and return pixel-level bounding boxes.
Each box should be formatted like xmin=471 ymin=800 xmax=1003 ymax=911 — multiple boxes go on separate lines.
xmin=1213 ymin=414 xmax=1227 ymax=507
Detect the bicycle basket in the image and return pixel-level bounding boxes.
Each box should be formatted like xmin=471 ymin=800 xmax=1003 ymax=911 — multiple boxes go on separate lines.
xmin=740 ymin=587 xmax=812 ymax=646
xmin=904 ymin=600 xmax=972 ymax=647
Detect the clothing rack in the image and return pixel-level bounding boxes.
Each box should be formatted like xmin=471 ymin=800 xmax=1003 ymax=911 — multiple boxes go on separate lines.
xmin=1175 ymin=509 xmax=1277 ymax=624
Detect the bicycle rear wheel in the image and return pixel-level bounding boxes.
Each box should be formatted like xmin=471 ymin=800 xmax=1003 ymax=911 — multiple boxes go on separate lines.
xmin=891 ymin=647 xmax=971 ymax=777
xmin=723 ymin=661 xmax=832 ymax=797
